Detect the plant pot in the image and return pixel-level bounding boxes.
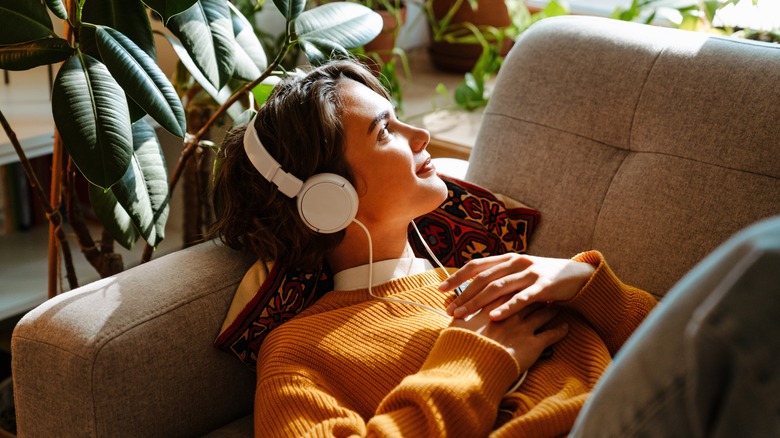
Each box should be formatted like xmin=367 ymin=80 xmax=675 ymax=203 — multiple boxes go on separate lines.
xmin=364 ymin=8 xmax=407 ymax=63
xmin=428 ymin=0 xmax=513 ymax=73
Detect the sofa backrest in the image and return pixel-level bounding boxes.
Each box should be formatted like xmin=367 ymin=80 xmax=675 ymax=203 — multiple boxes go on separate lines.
xmin=467 ymin=16 xmax=780 ymax=298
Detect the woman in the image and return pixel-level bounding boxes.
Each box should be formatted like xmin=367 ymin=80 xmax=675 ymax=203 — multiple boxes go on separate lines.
xmin=211 ymin=60 xmax=656 ymax=437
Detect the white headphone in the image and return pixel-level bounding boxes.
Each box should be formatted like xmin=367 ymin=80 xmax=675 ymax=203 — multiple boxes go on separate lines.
xmin=243 ymin=115 xmax=359 ymax=234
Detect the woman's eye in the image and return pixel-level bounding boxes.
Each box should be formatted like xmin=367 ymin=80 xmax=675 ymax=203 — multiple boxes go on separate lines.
xmin=378 ymin=123 xmax=392 ymax=142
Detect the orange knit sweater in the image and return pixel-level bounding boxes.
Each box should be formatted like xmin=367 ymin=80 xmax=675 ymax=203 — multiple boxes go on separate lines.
xmin=254 ymin=251 xmax=657 ymax=437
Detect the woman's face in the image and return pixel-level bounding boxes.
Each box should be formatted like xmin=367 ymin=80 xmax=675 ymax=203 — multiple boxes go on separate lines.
xmin=339 ymin=79 xmax=447 ymax=228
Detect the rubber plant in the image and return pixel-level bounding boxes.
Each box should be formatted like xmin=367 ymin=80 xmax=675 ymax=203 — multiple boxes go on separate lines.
xmin=0 ymin=0 xmax=382 ymax=297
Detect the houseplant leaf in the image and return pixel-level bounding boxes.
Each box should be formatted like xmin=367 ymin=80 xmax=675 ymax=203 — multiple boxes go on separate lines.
xmin=273 ymin=0 xmax=306 ymax=20
xmin=0 ymin=37 xmax=72 ymax=70
xmin=142 ymin=0 xmax=199 ymax=24
xmin=0 ymin=0 xmax=55 ymax=44
xmin=110 ymin=118 xmax=170 ymax=248
xmin=228 ymin=2 xmax=267 ymax=82
xmin=158 ymin=31 xmax=244 ymax=120
xmin=88 ymin=184 xmax=141 ymax=250
xmin=167 ymin=0 xmax=235 ymax=90
xmin=80 ymin=0 xmax=158 ymax=123
xmin=296 ymin=3 xmax=382 ymax=64
xmin=52 ymin=53 xmax=133 ymax=189
xmin=44 ymin=0 xmax=68 ymax=20
xmin=96 ymin=26 xmax=186 ymax=138
xmin=82 ymin=0 xmax=157 ymax=60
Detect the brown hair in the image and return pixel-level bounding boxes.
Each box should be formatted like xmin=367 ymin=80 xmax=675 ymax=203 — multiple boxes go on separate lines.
xmin=210 ymin=60 xmax=390 ymax=269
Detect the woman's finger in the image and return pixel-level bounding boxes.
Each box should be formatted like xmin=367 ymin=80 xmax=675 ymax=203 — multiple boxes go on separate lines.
xmin=488 ymin=283 xmax=546 ymax=321
xmin=523 ymin=305 xmax=560 ymax=329
xmin=445 ymin=256 xmax=534 ymax=315
xmin=438 ymin=253 xmax=515 ymax=292
xmin=535 ymin=322 xmax=570 ymax=348
xmin=448 ymin=269 xmax=534 ymax=318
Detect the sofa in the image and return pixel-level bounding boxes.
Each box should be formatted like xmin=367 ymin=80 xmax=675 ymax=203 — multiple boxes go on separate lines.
xmin=11 ymin=16 xmax=780 ymax=437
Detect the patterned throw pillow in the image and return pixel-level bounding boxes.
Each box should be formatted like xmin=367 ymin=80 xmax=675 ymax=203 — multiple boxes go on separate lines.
xmin=410 ymin=174 xmax=539 ymax=267
xmin=214 ymin=174 xmax=540 ymax=370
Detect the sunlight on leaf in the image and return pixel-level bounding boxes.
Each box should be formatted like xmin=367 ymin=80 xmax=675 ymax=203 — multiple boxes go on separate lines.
xmin=96 ymin=26 xmax=186 ymax=138
xmin=52 ymin=53 xmax=133 ymax=189
xmin=0 ymin=37 xmax=72 ymax=70
xmin=142 ymin=0 xmax=199 ymax=24
xmin=297 ymin=3 xmax=382 ymax=64
xmin=167 ymin=0 xmax=235 ymax=90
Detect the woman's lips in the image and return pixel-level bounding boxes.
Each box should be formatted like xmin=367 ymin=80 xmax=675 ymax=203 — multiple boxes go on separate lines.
xmin=416 ymin=157 xmax=436 ymax=176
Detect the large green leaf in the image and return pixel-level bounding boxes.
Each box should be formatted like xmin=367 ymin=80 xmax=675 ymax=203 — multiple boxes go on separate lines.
xmin=52 ymin=53 xmax=133 ymax=189
xmin=0 ymin=0 xmax=54 ymax=44
xmin=228 ymin=2 xmax=267 ymax=82
xmin=110 ymin=119 xmax=170 ymax=248
xmin=168 ymin=0 xmax=235 ymax=90
xmin=79 ymin=0 xmax=157 ymax=124
xmin=142 ymin=0 xmax=198 ymax=24
xmin=82 ymin=0 xmax=157 ymax=61
xmin=273 ymin=0 xmax=305 ymax=20
xmin=45 ymin=0 xmax=68 ymax=20
xmin=0 ymin=37 xmax=72 ymax=70
xmin=96 ymin=26 xmax=186 ymax=138
xmin=88 ymin=185 xmax=141 ymax=250
xmin=158 ymin=31 xmax=244 ymax=120
xmin=296 ymin=3 xmax=382 ymax=64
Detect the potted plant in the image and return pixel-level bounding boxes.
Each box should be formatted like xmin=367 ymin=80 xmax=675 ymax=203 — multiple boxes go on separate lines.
xmin=425 ymin=0 xmax=513 ymax=73
xmin=422 ymin=0 xmax=569 ymax=111
xmin=613 ymin=0 xmax=780 ymax=43
xmin=0 ymin=0 xmax=383 ymax=296
xmin=316 ymin=0 xmax=410 ymax=111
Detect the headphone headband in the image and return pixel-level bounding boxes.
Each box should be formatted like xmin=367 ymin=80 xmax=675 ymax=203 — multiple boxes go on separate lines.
xmin=243 ymin=115 xmax=303 ymax=198
xmin=241 ymin=114 xmax=359 ymax=234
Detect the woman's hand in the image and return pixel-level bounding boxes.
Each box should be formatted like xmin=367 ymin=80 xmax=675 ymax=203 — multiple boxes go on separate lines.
xmin=440 ymin=253 xmax=595 ymax=321
xmin=450 ymin=297 xmax=569 ymax=371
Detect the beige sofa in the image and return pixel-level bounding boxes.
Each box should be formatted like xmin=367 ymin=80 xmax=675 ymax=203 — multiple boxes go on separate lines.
xmin=11 ymin=16 xmax=780 ymax=437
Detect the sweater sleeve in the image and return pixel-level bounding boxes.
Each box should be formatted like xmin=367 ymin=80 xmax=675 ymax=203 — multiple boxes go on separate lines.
xmin=371 ymin=328 xmax=519 ymax=436
xmin=562 ymin=250 xmax=658 ymax=356
xmin=254 ymin=328 xmax=519 ymax=437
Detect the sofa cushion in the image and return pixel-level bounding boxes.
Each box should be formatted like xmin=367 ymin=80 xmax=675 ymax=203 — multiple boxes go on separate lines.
xmin=467 ymin=16 xmax=780 ymax=298
xmin=214 ymin=174 xmax=539 ymax=370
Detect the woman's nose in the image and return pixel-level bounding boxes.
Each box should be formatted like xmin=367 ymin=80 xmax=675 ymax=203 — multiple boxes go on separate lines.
xmin=407 ymin=124 xmax=430 ymax=153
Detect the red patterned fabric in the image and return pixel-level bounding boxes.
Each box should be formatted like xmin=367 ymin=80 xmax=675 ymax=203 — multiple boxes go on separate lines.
xmin=410 ymin=174 xmax=539 ymax=267
xmin=214 ymin=264 xmax=331 ymax=370
xmin=214 ymin=174 xmax=540 ymax=370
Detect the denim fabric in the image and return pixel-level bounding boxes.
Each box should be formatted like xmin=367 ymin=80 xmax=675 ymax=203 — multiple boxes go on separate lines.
xmin=570 ymin=216 xmax=780 ymax=438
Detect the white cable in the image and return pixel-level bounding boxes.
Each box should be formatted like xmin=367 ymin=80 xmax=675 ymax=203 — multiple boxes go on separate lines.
xmin=351 ymin=219 xmax=451 ymax=320
xmin=351 ymin=218 xmax=528 ymax=395
xmin=411 ymin=220 xmax=449 ymax=274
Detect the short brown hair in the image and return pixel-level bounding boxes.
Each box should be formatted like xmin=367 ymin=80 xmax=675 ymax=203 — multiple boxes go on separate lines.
xmin=210 ymin=60 xmax=390 ymax=269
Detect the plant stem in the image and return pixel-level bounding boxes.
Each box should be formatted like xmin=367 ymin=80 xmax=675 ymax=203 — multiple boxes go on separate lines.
xmin=65 ymin=158 xmax=122 ymax=277
xmin=0 ymin=109 xmax=79 ymax=292
xmin=171 ymin=41 xmax=294 ymax=195
xmin=141 ymin=37 xmax=296 ymax=262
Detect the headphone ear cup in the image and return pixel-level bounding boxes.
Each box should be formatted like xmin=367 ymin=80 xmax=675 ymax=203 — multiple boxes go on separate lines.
xmin=297 ymin=173 xmax=358 ymax=233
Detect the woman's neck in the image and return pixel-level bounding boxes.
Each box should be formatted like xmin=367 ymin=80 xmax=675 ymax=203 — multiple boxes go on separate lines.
xmin=327 ymin=220 xmax=412 ymax=274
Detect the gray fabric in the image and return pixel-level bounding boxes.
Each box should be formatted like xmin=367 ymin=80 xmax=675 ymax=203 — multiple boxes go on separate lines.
xmin=12 ymin=242 xmax=256 ymax=437
xmin=468 ymin=16 xmax=780 ymax=298
xmin=571 ymin=216 xmax=780 ymax=437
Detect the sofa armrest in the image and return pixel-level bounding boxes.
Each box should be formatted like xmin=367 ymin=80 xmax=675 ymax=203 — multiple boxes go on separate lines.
xmin=12 ymin=241 xmax=256 ymax=437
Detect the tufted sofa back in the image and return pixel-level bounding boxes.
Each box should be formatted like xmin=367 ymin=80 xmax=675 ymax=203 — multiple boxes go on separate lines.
xmin=468 ymin=16 xmax=780 ymax=298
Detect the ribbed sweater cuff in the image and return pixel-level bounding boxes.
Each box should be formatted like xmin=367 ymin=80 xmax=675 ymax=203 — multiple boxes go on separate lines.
xmin=566 ymin=250 xmax=657 ymax=353
xmin=423 ymin=327 xmax=520 ymax=401
xmin=567 ymin=251 xmax=625 ymax=322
